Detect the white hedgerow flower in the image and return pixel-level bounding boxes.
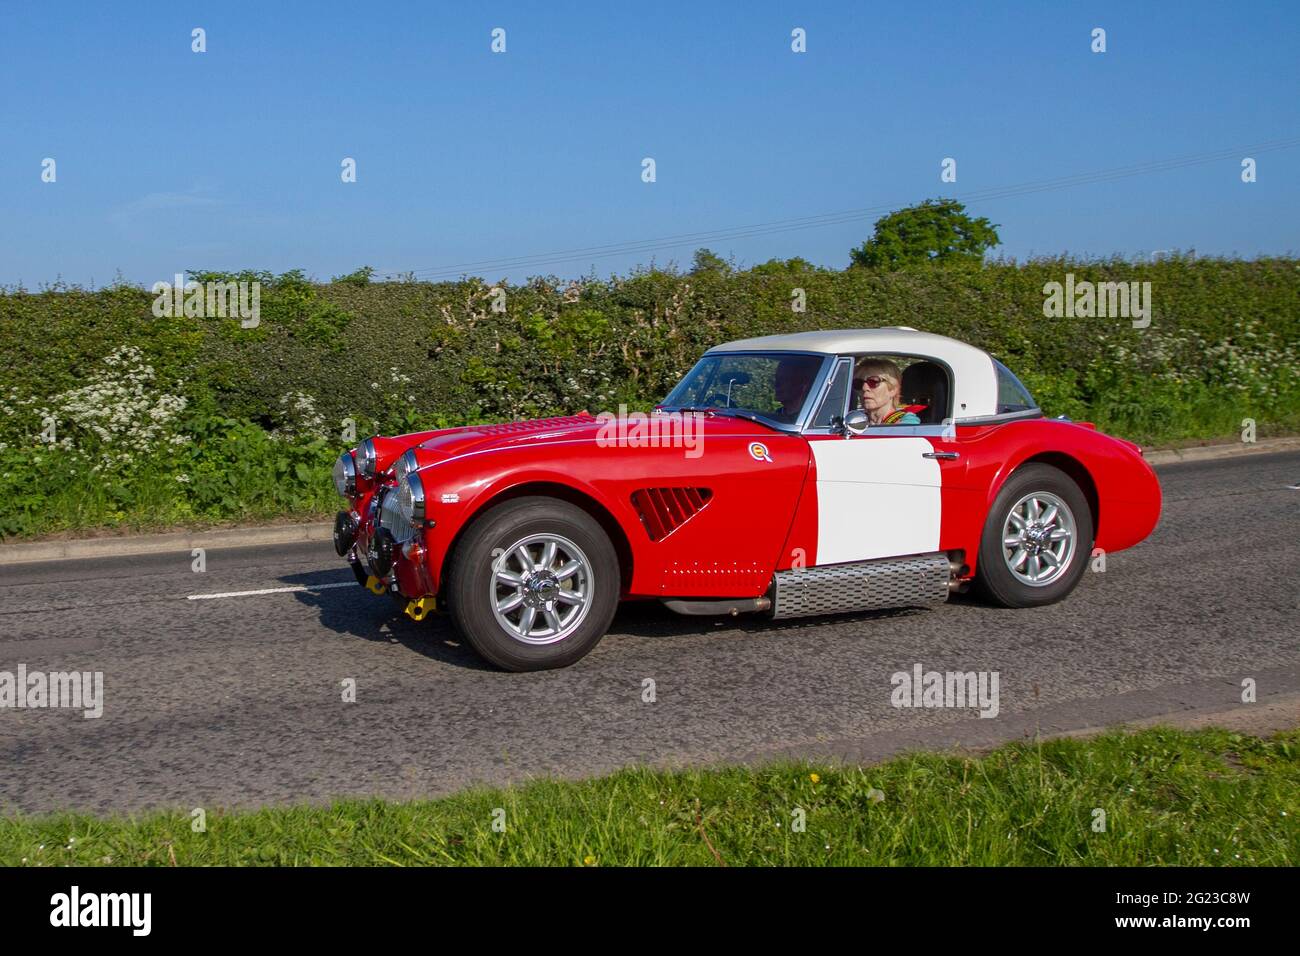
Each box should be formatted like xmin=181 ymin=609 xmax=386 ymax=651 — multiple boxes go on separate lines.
xmin=38 ymin=346 xmax=188 ymax=468
xmin=273 ymin=391 xmax=327 ymax=441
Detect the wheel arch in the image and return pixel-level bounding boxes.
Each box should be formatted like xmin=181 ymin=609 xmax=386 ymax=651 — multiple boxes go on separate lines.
xmin=971 ymin=450 xmax=1100 ymax=607
xmin=1009 ymin=451 xmax=1100 ymax=543
xmin=439 ymin=481 xmax=634 ymax=600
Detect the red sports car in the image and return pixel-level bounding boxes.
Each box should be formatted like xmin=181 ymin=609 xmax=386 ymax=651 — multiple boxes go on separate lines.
xmin=331 ymin=328 xmax=1161 ymax=671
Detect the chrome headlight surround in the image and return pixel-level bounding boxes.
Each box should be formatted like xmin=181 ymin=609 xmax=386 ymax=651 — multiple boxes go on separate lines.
xmin=392 ymin=448 xmax=418 ymax=486
xmin=332 ymin=452 xmax=357 ymax=497
xmin=396 ymin=472 xmax=427 ymax=526
xmin=357 ymin=438 xmax=378 ymax=479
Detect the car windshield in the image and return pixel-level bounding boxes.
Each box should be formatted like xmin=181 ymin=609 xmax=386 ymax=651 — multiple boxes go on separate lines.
xmin=660 ymin=352 xmax=825 ymax=427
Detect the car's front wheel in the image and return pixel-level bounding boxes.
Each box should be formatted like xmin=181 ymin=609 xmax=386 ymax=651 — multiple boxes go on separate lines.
xmin=447 ymin=496 xmax=620 ymax=671
xmin=975 ymin=463 xmax=1094 ymax=608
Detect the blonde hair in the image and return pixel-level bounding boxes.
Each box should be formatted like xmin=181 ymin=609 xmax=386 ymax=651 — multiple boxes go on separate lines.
xmin=855 ymin=358 xmax=903 ymax=386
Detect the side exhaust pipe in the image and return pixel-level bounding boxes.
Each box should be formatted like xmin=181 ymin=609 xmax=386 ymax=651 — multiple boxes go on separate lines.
xmin=949 ymin=557 xmax=970 ymax=591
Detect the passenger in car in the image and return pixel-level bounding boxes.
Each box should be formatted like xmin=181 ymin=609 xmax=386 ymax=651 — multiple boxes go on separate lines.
xmin=773 ymin=357 xmax=815 ymax=421
xmin=855 ymin=358 xmax=921 ymax=425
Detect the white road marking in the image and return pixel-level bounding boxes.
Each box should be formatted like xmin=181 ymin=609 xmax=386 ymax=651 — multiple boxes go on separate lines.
xmin=187 ymin=582 xmax=357 ymax=601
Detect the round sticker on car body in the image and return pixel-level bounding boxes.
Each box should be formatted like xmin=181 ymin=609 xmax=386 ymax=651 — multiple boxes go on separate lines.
xmin=749 ymin=442 xmax=772 ymax=463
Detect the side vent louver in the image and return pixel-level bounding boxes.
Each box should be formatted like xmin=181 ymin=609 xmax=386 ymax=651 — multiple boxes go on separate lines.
xmin=631 ymin=487 xmax=714 ymax=541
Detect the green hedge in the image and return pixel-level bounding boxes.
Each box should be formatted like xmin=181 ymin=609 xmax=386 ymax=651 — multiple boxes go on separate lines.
xmin=1 ymin=258 xmax=1297 ymax=538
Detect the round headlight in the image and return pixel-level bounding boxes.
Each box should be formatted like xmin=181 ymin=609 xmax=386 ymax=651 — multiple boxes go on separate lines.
xmin=332 ymin=452 xmax=357 ymax=497
xmin=397 ymin=472 xmax=426 ymax=525
xmin=392 ymin=448 xmax=418 ymax=485
xmin=357 ymin=438 xmax=378 ymax=479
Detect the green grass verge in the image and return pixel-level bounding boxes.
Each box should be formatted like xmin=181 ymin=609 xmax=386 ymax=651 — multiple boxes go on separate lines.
xmin=3 ymin=727 xmax=1296 ymax=866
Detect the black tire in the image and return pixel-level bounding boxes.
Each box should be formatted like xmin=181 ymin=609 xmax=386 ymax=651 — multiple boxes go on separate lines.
xmin=975 ymin=463 xmax=1094 ymax=608
xmin=447 ymin=496 xmax=619 ymax=671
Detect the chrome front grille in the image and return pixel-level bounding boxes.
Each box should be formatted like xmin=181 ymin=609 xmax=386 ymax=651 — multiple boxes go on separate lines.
xmin=377 ymin=486 xmax=416 ymax=544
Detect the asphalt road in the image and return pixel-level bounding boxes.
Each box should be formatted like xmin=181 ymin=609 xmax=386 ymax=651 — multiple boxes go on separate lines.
xmin=2 ymin=452 xmax=1298 ymax=815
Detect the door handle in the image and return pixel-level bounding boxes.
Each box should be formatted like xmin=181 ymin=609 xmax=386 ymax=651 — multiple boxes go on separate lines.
xmin=922 ymin=451 xmax=960 ymax=460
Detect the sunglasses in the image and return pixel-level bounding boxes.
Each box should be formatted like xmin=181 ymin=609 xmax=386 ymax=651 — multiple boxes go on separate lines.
xmin=855 ymin=376 xmax=890 ymax=390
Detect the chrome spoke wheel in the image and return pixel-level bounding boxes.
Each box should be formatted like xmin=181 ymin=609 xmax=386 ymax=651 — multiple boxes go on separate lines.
xmin=491 ymin=533 xmax=594 ymax=645
xmin=1001 ymin=491 xmax=1077 ymax=587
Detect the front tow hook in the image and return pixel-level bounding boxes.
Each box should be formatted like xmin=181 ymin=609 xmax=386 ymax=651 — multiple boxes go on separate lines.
xmin=364 ymin=575 xmax=387 ymax=596
xmin=404 ymin=596 xmax=436 ymax=621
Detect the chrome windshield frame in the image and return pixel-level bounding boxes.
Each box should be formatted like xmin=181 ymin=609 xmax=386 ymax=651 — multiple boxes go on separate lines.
xmin=658 ymin=350 xmax=835 ymax=434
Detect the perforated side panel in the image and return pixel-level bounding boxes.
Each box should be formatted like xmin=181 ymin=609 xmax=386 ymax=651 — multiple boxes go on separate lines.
xmin=771 ymin=552 xmax=950 ymax=619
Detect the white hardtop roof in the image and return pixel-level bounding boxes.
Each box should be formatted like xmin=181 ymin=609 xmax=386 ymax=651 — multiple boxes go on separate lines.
xmin=708 ymin=327 xmax=1001 ymax=419
xmin=709 ymin=327 xmax=983 ymax=359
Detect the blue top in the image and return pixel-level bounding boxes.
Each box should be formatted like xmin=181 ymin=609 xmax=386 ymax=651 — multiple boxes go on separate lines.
xmin=881 ymin=409 xmax=922 ymax=425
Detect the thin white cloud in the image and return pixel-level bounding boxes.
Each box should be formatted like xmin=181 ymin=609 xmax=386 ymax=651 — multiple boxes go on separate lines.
xmin=110 ymin=190 xmax=226 ymax=230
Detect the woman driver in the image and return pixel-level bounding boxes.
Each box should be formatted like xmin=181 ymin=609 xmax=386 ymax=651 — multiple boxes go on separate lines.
xmin=855 ymin=358 xmax=920 ymax=425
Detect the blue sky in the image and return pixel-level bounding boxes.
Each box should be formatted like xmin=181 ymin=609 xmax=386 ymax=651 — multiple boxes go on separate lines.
xmin=2 ymin=0 xmax=1297 ymax=287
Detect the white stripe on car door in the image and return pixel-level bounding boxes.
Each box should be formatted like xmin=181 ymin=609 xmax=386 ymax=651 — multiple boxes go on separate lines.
xmin=810 ymin=436 xmax=942 ymax=565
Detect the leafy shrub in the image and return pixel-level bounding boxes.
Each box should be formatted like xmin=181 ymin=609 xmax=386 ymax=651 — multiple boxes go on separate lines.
xmin=0 ymin=257 xmax=1297 ymax=538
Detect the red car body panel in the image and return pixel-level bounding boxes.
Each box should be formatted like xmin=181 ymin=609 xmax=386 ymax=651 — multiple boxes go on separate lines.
xmin=369 ymin=415 xmax=813 ymax=599
xmin=348 ymin=411 xmax=1160 ymax=603
xmin=339 ymin=331 xmax=1162 ymax=617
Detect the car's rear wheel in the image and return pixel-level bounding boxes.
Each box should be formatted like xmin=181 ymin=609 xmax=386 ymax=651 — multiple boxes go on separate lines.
xmin=447 ymin=496 xmax=619 ymax=671
xmin=975 ymin=463 xmax=1093 ymax=608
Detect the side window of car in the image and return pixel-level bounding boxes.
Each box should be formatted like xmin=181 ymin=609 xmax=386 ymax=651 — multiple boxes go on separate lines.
xmin=811 ymin=357 xmax=852 ymax=428
xmin=848 ymin=354 xmax=951 ymax=425
xmin=992 ymin=359 xmax=1038 ymax=414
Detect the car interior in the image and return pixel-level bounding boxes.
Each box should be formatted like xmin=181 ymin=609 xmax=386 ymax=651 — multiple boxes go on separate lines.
xmin=848 ymin=354 xmax=952 ymax=425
